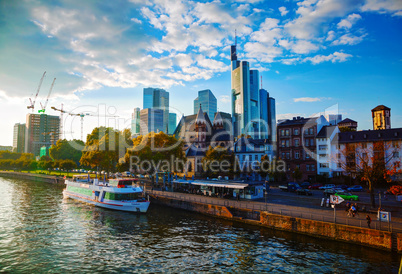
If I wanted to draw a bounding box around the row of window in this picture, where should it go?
[280,138,315,147]
[281,151,311,160]
[279,127,315,137]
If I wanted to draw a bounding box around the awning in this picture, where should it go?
[172,179,193,184]
[190,181,248,189]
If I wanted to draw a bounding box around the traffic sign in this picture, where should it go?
[330,195,344,204]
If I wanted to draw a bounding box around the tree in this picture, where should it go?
[291,167,302,182]
[59,159,77,174]
[202,145,235,177]
[338,141,401,208]
[49,139,85,165]
[123,131,186,175]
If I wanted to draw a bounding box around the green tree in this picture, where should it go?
[49,139,85,165]
[59,159,77,174]
[123,131,186,175]
[291,167,302,182]
[0,151,22,160]
[202,145,235,177]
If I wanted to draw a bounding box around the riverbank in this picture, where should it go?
[0,171,65,185]
[148,190,402,253]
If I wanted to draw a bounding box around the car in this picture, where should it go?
[319,184,336,190]
[335,192,359,201]
[297,188,312,196]
[323,188,337,197]
[333,188,346,193]
[347,185,364,192]
[338,184,349,190]
[309,183,322,190]
[300,182,310,189]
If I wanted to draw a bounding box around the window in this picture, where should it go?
[304,129,308,135]
[294,139,300,147]
[311,165,315,171]
[255,155,258,160]
[281,140,286,147]
[286,140,290,147]
[281,152,285,159]
[310,139,314,146]
[306,153,310,159]
[281,129,285,136]
[309,128,314,135]
[306,165,310,171]
[286,152,290,159]
[320,163,329,168]
[285,129,290,136]
[305,139,309,147]
[295,151,300,159]
[294,128,299,135]
[319,145,328,150]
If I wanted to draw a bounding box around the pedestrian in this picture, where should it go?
[366,215,371,229]
[350,205,356,217]
[345,202,351,211]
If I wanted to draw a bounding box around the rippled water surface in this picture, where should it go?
[0,177,400,273]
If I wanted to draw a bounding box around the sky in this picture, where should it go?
[0,0,401,146]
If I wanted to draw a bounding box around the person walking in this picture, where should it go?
[366,215,371,229]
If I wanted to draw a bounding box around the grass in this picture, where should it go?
[1,169,97,178]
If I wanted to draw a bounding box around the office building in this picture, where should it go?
[140,108,164,135]
[194,89,217,122]
[143,88,169,133]
[230,42,276,140]
[168,113,177,135]
[131,108,141,136]
[25,113,60,156]
[13,123,26,153]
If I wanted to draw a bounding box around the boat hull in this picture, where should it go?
[63,186,150,213]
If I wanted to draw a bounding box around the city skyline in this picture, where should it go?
[1,0,401,145]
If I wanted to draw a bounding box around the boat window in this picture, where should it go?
[104,192,142,201]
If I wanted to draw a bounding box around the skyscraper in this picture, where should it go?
[193,89,217,121]
[231,42,276,141]
[140,108,164,135]
[168,113,177,135]
[143,88,169,133]
[131,107,141,136]
[13,123,26,153]
[25,113,60,156]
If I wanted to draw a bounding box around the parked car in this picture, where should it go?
[309,183,322,190]
[297,188,313,196]
[347,185,364,192]
[323,188,337,197]
[335,192,359,201]
[333,188,346,193]
[338,184,349,190]
[279,182,300,192]
[300,182,310,189]
[319,184,336,190]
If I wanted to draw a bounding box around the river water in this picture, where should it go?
[0,177,399,273]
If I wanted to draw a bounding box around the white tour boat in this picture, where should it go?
[63,175,150,213]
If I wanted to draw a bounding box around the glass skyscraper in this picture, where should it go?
[193,89,217,120]
[143,88,169,133]
[168,113,177,135]
[131,107,141,136]
[140,108,164,135]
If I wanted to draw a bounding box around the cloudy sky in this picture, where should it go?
[1,0,401,145]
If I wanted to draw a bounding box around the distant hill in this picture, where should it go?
[0,146,12,152]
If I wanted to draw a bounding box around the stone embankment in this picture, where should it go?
[149,192,402,253]
[0,171,65,185]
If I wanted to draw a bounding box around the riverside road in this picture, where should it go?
[147,187,402,233]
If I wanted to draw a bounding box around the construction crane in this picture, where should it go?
[51,106,118,141]
[27,71,46,112]
[39,78,56,113]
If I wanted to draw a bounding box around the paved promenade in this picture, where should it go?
[147,189,402,233]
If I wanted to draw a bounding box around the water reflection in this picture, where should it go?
[0,177,399,273]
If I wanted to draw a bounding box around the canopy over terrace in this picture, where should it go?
[190,180,249,189]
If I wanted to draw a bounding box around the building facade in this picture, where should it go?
[139,108,164,135]
[25,114,60,156]
[131,107,141,137]
[168,113,177,135]
[193,89,217,121]
[372,105,391,130]
[13,123,26,153]
[276,116,329,182]
[143,88,169,133]
[316,125,341,178]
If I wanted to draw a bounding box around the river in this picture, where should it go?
[0,177,399,273]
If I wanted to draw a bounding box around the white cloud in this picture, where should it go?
[130,18,142,24]
[285,0,363,40]
[219,95,230,103]
[332,33,367,45]
[294,97,322,102]
[337,13,362,28]
[361,0,402,16]
[326,30,336,41]
[279,6,289,16]
[304,52,353,64]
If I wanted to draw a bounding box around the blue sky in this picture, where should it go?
[0,0,401,145]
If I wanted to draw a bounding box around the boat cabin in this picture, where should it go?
[108,178,138,188]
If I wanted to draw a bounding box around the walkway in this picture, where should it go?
[147,189,401,233]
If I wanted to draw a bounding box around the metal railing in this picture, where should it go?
[146,189,397,233]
